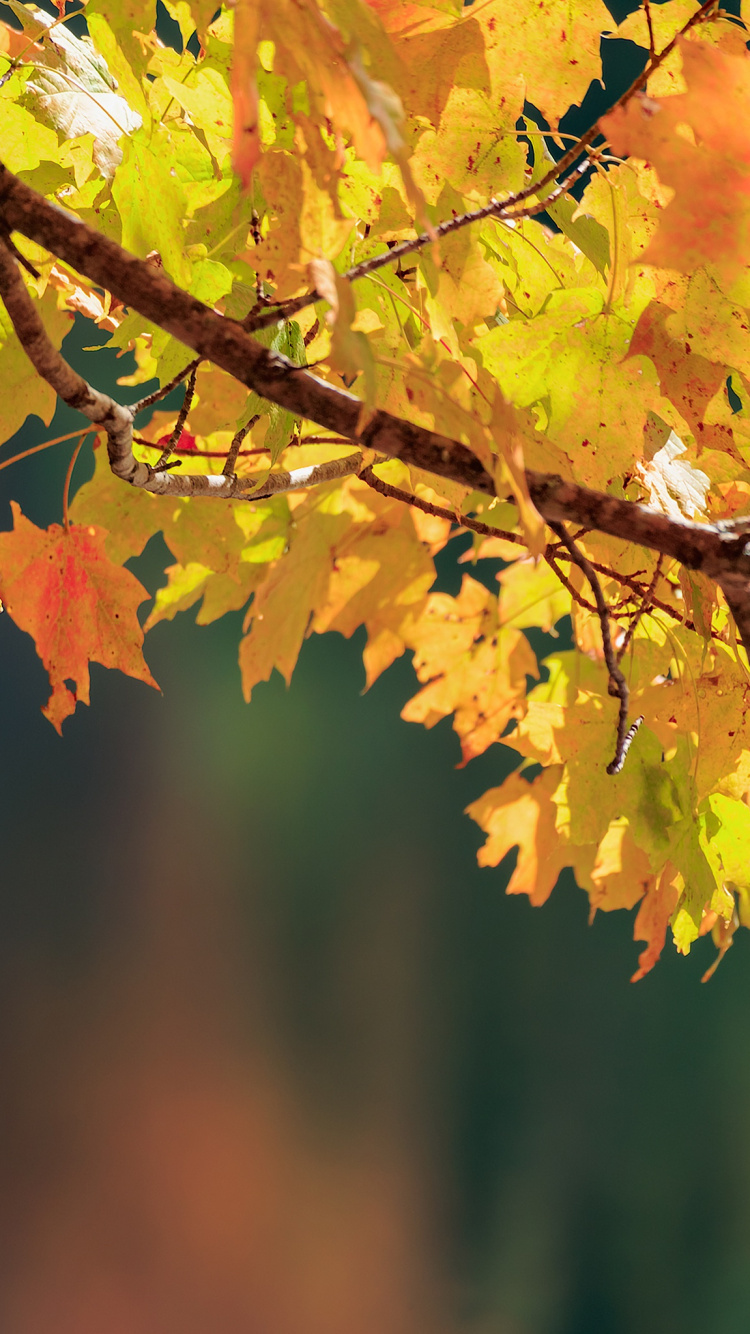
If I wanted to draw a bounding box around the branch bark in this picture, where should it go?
[2,162,750,648]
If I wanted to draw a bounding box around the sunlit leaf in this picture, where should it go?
[603,39,750,286]
[6,2,142,179]
[0,503,157,732]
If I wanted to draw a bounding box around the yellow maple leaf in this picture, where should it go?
[466,767,571,905]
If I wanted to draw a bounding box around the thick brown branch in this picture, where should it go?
[0,165,491,495]
[0,237,136,477]
[0,235,364,501]
[2,163,750,650]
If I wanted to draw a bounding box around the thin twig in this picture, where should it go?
[361,466,635,617]
[131,358,201,416]
[133,435,269,458]
[222,414,259,476]
[0,2,87,87]
[298,435,352,445]
[155,364,197,470]
[0,225,39,279]
[248,158,594,335]
[242,0,719,337]
[358,468,735,637]
[549,521,642,775]
[62,432,89,532]
[555,550,723,640]
[544,550,599,614]
[0,426,98,471]
[643,0,656,63]
[359,465,522,544]
[617,553,664,661]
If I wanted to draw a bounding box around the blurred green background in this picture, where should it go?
[0,321,749,1334]
[1,2,750,1329]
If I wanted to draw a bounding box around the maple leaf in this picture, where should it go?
[588,820,653,916]
[631,862,682,982]
[602,39,750,285]
[112,126,191,285]
[628,301,739,459]
[157,430,198,453]
[636,430,710,520]
[69,442,178,565]
[5,0,750,978]
[466,767,573,906]
[4,1,142,180]
[0,504,157,732]
[312,489,435,686]
[401,576,538,765]
[239,500,350,700]
[0,287,70,445]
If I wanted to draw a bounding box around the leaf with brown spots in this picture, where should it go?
[0,503,157,732]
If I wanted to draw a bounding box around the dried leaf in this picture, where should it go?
[636,430,710,520]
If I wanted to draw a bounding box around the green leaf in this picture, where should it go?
[7,2,142,180]
[0,90,60,174]
[111,126,190,284]
[0,288,70,442]
[240,322,305,465]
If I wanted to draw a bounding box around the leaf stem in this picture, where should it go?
[0,427,97,472]
[62,432,89,532]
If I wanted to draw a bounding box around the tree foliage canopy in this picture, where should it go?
[0,0,748,978]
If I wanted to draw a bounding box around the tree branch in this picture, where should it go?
[246,157,594,335]
[0,233,363,501]
[0,236,135,476]
[2,163,750,651]
[359,464,522,544]
[643,0,657,65]
[155,362,197,470]
[132,358,200,415]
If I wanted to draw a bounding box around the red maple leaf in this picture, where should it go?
[0,503,158,732]
[156,430,198,452]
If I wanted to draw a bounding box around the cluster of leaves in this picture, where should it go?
[1,0,750,978]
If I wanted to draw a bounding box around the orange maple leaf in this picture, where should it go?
[628,301,739,457]
[0,503,158,732]
[466,767,571,905]
[232,0,262,189]
[602,38,750,283]
[402,576,536,765]
[631,862,682,983]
